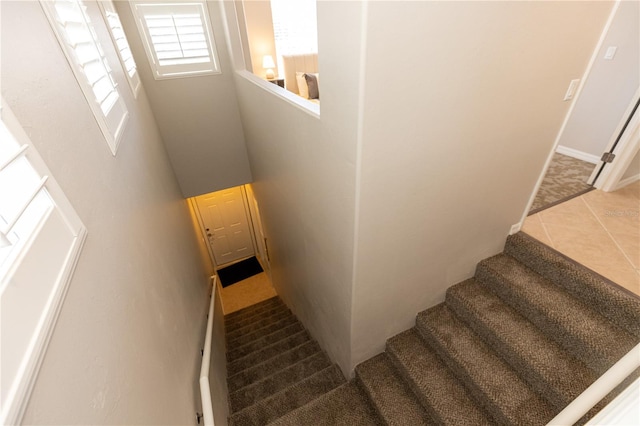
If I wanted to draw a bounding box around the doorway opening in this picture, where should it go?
[520,1,639,295]
[522,95,640,296]
[528,152,596,215]
[188,184,277,314]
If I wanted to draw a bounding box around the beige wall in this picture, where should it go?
[2,1,212,422]
[557,1,639,158]
[228,1,364,374]
[242,1,278,78]
[224,1,613,375]
[350,1,613,369]
[115,0,253,198]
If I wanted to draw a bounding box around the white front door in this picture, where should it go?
[195,186,255,266]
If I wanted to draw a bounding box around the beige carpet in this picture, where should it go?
[531,153,595,213]
[223,233,640,425]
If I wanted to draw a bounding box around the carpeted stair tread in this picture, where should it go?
[227,340,322,393]
[227,304,291,334]
[228,330,311,376]
[476,253,637,373]
[226,309,294,343]
[355,353,433,425]
[222,232,640,425]
[416,305,556,425]
[386,329,493,425]
[229,365,345,426]
[226,297,283,323]
[225,299,284,327]
[268,381,381,426]
[227,322,305,363]
[446,279,597,409]
[506,232,640,337]
[229,351,333,412]
[227,315,300,348]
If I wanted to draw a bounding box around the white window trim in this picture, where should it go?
[129,0,222,80]
[0,100,87,426]
[98,0,142,98]
[40,0,129,156]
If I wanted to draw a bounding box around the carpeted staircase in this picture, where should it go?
[224,232,640,425]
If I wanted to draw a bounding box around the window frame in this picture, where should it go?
[0,99,87,426]
[129,0,222,80]
[40,0,129,156]
[98,0,142,98]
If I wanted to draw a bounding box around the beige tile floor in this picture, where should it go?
[219,271,277,315]
[522,181,640,295]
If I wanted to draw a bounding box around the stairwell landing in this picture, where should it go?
[223,232,640,425]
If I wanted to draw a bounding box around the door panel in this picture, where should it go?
[195,187,254,266]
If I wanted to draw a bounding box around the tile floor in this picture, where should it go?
[219,271,277,315]
[522,181,640,295]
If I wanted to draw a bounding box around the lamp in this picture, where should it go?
[262,55,276,80]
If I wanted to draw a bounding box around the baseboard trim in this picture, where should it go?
[556,145,600,164]
[613,174,640,191]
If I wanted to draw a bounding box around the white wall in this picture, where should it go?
[115,0,253,198]
[557,1,639,158]
[350,1,613,369]
[2,1,212,423]
[227,1,364,374]
[622,150,640,180]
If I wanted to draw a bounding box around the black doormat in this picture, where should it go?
[218,256,264,288]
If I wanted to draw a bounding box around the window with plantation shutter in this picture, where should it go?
[270,0,318,74]
[40,0,129,155]
[0,100,86,425]
[130,0,221,79]
[98,0,142,98]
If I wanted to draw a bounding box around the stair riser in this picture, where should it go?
[229,352,332,412]
[225,297,282,322]
[416,304,558,425]
[227,341,321,393]
[230,366,345,426]
[227,304,290,334]
[385,332,493,426]
[415,322,511,425]
[227,323,305,363]
[446,289,576,410]
[228,331,311,376]
[475,263,615,373]
[506,234,640,338]
[383,350,441,425]
[355,353,433,425]
[227,310,293,342]
[227,316,300,348]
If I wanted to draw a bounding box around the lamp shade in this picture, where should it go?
[262,55,276,69]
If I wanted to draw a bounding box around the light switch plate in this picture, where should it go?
[564,79,580,101]
[604,46,617,60]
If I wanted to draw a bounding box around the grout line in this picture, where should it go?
[536,213,556,249]
[581,197,638,272]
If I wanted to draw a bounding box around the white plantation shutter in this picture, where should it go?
[40,0,129,155]
[130,1,221,79]
[0,101,86,425]
[98,0,142,98]
[270,0,318,73]
[0,129,53,283]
